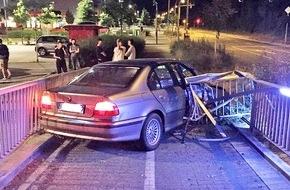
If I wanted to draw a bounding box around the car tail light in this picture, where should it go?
[94,101,119,117]
[41,92,52,109]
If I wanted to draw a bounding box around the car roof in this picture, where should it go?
[38,35,68,38]
[100,58,179,68]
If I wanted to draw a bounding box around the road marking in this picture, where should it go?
[255,50,276,55]
[144,151,155,190]
[18,140,71,190]
[231,46,273,60]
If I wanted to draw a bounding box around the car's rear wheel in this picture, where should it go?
[140,113,163,151]
[38,47,47,56]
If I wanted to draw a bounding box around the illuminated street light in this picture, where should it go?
[284,6,290,44]
[280,87,290,98]
[128,4,133,9]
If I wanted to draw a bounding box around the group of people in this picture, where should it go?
[54,38,81,74]
[112,39,136,61]
[0,36,138,80]
[54,38,137,74]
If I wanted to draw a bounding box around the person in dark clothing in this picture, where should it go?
[69,39,80,70]
[67,38,73,70]
[95,38,106,64]
[54,42,67,74]
[0,39,11,80]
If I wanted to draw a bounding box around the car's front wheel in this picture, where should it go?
[140,113,163,151]
[38,47,47,56]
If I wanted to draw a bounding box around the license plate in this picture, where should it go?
[58,103,85,114]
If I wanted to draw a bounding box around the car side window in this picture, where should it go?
[178,65,195,78]
[154,65,175,89]
[170,64,183,86]
[148,71,161,90]
[37,37,43,43]
[58,37,68,43]
[45,37,57,43]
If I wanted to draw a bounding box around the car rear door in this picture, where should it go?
[45,36,58,52]
[148,64,186,130]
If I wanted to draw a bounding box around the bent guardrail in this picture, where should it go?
[185,71,290,154]
[0,69,88,160]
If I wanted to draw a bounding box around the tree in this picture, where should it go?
[13,0,29,27]
[75,0,96,23]
[202,0,235,33]
[102,0,137,27]
[99,12,114,27]
[65,10,74,24]
[140,8,151,26]
[38,2,58,25]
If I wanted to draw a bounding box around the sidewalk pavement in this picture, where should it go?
[0,134,55,190]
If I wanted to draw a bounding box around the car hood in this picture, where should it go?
[50,84,127,97]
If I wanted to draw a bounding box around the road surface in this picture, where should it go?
[5,131,290,190]
[188,29,290,66]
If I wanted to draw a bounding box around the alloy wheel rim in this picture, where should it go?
[39,49,46,56]
[146,119,161,146]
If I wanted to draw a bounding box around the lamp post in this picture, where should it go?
[167,0,170,26]
[3,0,8,30]
[153,0,159,45]
[284,6,290,44]
[119,0,124,35]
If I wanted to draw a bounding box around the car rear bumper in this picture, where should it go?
[40,115,145,142]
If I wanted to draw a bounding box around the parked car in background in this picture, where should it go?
[35,35,69,56]
[40,59,196,150]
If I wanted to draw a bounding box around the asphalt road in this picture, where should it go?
[188,29,290,67]
[5,129,290,190]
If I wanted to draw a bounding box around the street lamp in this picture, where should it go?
[284,6,290,44]
[119,0,124,34]
[128,4,133,9]
[153,0,159,45]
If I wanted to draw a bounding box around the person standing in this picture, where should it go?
[95,38,107,64]
[125,39,136,60]
[0,39,11,80]
[69,39,80,70]
[54,42,67,74]
[67,38,73,70]
[112,39,126,61]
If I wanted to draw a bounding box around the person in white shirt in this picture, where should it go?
[125,39,136,60]
[112,39,126,61]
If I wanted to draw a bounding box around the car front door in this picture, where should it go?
[148,64,186,130]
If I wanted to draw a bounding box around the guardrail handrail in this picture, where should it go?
[0,68,88,160]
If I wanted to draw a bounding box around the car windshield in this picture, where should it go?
[70,66,141,88]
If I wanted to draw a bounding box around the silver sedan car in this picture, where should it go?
[40,59,196,150]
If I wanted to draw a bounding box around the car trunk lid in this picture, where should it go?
[48,85,126,118]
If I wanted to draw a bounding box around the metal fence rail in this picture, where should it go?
[250,80,290,153]
[0,69,88,160]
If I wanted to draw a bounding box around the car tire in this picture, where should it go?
[140,113,163,151]
[38,47,47,56]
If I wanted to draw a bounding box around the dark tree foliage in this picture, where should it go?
[202,0,235,32]
[202,0,289,36]
[65,9,74,24]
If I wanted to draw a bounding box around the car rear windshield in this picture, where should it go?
[70,66,141,88]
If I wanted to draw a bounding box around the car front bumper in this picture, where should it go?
[40,115,145,142]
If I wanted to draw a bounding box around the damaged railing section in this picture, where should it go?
[184,71,290,154]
